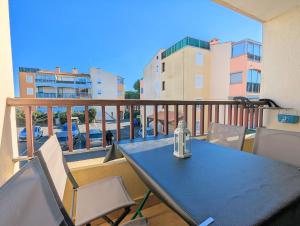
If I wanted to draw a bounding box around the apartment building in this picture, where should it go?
[142,37,262,101]
[141,37,211,101]
[140,49,165,100]
[19,66,92,99]
[229,39,262,99]
[141,37,262,132]
[141,37,211,132]
[19,67,125,117]
[90,67,125,120]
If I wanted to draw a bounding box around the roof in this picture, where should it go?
[161,37,210,59]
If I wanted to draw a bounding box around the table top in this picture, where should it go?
[118,136,300,226]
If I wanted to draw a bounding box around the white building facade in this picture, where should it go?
[90,68,125,121]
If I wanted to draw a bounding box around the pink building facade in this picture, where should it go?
[229,40,262,99]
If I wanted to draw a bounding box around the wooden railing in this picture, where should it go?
[6,98,268,157]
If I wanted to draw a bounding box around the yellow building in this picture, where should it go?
[141,37,214,132]
[142,37,211,102]
[161,38,211,101]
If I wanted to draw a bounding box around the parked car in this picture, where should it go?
[56,123,80,148]
[138,127,154,137]
[19,126,43,141]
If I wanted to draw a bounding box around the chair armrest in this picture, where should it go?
[13,156,34,162]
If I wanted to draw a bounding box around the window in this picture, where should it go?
[97,79,102,84]
[232,40,261,61]
[230,72,243,84]
[162,81,165,91]
[156,65,159,73]
[162,62,165,72]
[195,75,203,88]
[247,42,254,55]
[141,88,144,94]
[156,56,159,60]
[232,42,246,58]
[247,69,261,93]
[35,74,55,83]
[26,75,33,83]
[247,42,261,62]
[97,90,102,95]
[254,44,260,56]
[195,53,203,65]
[27,88,34,95]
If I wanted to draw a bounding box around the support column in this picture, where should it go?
[0,0,19,185]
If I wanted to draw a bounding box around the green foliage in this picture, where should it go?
[16,108,25,125]
[59,108,97,124]
[125,79,141,99]
[123,110,140,120]
[133,79,140,92]
[16,108,48,125]
[59,112,67,124]
[88,108,97,122]
[16,108,97,126]
[124,111,129,119]
[125,90,140,99]
[32,111,48,124]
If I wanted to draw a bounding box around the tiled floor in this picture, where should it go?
[97,203,188,226]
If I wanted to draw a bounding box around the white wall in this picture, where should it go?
[90,68,123,120]
[261,7,300,131]
[210,42,232,100]
[0,0,19,185]
[142,49,164,100]
[142,50,164,118]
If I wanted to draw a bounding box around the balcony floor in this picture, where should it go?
[97,203,188,226]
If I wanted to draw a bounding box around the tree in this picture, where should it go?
[133,79,140,92]
[125,90,139,99]
[125,79,141,99]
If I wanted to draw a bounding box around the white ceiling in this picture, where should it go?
[213,0,300,22]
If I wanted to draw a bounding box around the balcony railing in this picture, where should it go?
[36,93,57,98]
[36,92,92,98]
[35,79,92,85]
[6,98,268,157]
[35,79,92,89]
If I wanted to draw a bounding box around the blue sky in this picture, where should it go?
[9,0,262,96]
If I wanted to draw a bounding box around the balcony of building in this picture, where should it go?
[4,98,268,225]
[36,92,92,99]
[2,0,300,226]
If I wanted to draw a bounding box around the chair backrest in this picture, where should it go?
[0,158,66,226]
[253,128,300,167]
[35,135,78,202]
[207,123,246,150]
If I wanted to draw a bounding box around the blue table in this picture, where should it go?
[118,136,300,226]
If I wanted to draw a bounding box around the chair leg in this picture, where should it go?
[131,190,151,220]
[103,215,114,225]
[113,207,131,226]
